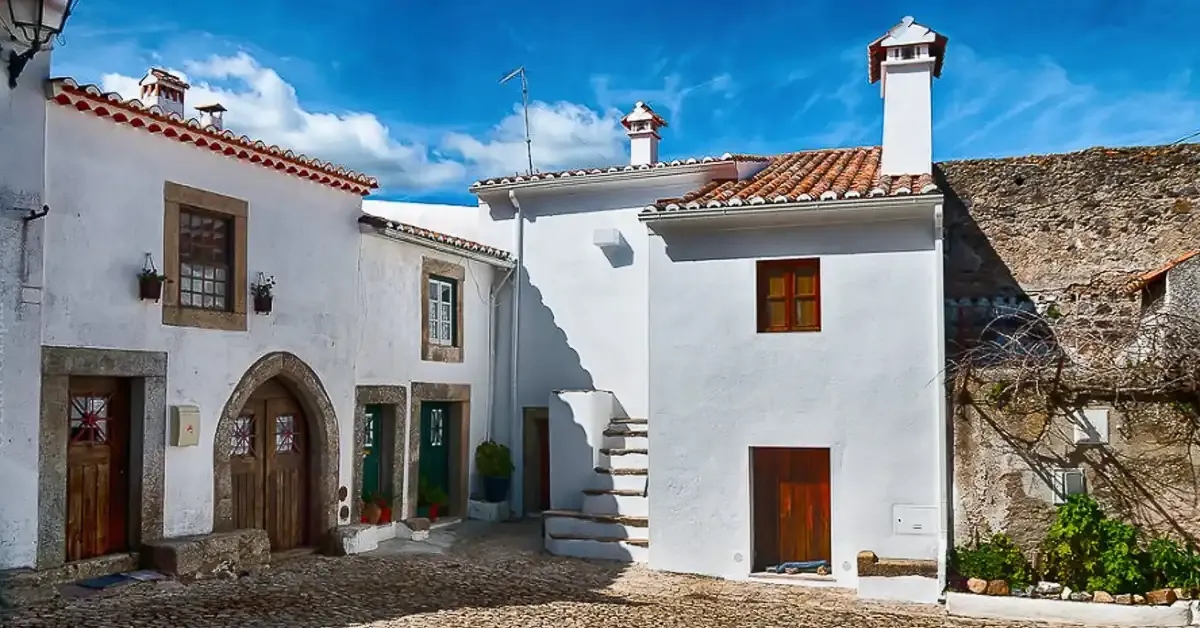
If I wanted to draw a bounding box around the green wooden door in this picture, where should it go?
[419,402,451,501]
[362,405,384,500]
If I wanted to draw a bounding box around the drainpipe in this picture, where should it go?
[934,202,950,598]
[508,189,525,517]
[486,265,515,442]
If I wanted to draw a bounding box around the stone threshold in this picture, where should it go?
[748,572,844,588]
[945,591,1195,627]
[0,552,138,607]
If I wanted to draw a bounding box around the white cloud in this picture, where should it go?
[94,52,638,193]
[442,101,627,178]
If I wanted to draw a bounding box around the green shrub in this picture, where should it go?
[1148,537,1200,590]
[1040,494,1146,594]
[952,533,1031,588]
[474,440,514,479]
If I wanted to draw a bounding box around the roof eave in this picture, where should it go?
[358,217,515,268]
[639,193,944,230]
[470,160,739,196]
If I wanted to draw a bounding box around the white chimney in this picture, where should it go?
[138,68,190,119]
[868,16,946,176]
[196,103,227,131]
[621,101,667,166]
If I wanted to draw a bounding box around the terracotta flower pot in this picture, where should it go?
[379,507,391,524]
[362,502,381,525]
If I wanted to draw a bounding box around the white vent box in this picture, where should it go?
[593,228,624,249]
[1070,406,1110,445]
[172,405,201,447]
[892,504,937,536]
[1053,468,1087,504]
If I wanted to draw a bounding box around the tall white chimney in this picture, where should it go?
[621,101,667,166]
[868,16,946,176]
[195,103,227,131]
[138,68,189,118]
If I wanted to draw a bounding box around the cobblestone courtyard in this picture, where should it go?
[3,521,1088,628]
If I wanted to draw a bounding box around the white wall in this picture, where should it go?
[881,61,934,176]
[646,215,944,588]
[41,104,364,538]
[354,232,500,493]
[0,54,51,569]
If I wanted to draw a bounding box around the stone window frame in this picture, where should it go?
[421,257,465,363]
[162,181,248,332]
[351,385,408,522]
[37,347,167,570]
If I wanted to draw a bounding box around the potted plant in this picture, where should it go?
[475,440,515,503]
[251,274,275,314]
[374,490,393,524]
[417,476,448,521]
[138,267,168,302]
[360,489,381,525]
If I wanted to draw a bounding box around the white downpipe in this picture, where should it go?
[508,189,526,517]
[934,203,950,597]
[485,266,515,441]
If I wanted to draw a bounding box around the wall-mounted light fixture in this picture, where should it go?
[1,0,80,89]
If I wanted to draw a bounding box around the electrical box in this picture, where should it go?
[892,504,937,536]
[1054,468,1087,504]
[592,228,624,249]
[172,405,201,447]
[1071,406,1110,445]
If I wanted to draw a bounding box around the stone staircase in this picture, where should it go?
[544,417,649,562]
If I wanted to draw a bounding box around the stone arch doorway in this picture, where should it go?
[213,352,339,549]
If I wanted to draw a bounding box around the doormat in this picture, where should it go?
[123,570,166,582]
[76,574,133,590]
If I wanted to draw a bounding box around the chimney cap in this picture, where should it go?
[621,101,668,131]
[195,103,227,113]
[867,17,947,84]
[139,67,191,89]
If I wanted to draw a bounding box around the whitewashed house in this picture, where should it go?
[463,16,949,603]
[0,52,510,584]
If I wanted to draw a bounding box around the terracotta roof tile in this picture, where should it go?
[358,214,512,262]
[470,153,771,190]
[1126,250,1200,293]
[47,78,378,196]
[644,147,939,212]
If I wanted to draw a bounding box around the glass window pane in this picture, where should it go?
[440,303,450,320]
[767,271,788,298]
[441,284,452,301]
[429,321,439,340]
[796,297,818,328]
[795,270,817,296]
[767,299,787,327]
[441,323,451,341]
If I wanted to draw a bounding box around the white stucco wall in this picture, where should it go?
[354,231,502,496]
[0,54,51,569]
[880,61,934,176]
[646,214,944,588]
[41,104,364,538]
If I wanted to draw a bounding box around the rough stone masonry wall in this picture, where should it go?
[937,143,1200,551]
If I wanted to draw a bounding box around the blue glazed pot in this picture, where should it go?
[482,476,510,503]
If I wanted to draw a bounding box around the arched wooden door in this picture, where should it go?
[230,378,309,551]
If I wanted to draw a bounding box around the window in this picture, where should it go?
[1053,468,1087,505]
[162,182,248,331]
[421,257,465,363]
[179,208,232,311]
[757,259,821,333]
[69,395,111,444]
[428,276,457,347]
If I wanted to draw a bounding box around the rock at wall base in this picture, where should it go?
[967,578,988,594]
[986,580,1010,596]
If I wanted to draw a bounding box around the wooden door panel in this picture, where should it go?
[266,396,307,551]
[752,447,831,570]
[66,377,129,562]
[230,406,265,531]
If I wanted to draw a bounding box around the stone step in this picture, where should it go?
[609,417,647,426]
[544,513,644,540]
[582,492,648,517]
[589,471,648,492]
[545,534,649,563]
[542,510,648,527]
[602,427,648,437]
[600,447,648,469]
[602,432,648,450]
[594,466,647,476]
[582,488,644,496]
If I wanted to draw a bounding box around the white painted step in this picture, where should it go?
[582,492,648,517]
[601,447,648,469]
[546,534,648,563]
[589,467,648,492]
[543,509,647,540]
[602,427,648,450]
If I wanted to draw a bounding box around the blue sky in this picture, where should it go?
[53,0,1200,204]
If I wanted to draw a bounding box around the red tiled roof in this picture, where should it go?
[1126,250,1200,293]
[644,147,938,212]
[357,214,512,262]
[48,78,379,196]
[470,153,771,190]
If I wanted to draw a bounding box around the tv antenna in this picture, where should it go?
[499,66,534,176]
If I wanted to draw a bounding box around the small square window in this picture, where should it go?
[757,259,821,333]
[1053,468,1087,505]
[428,276,458,347]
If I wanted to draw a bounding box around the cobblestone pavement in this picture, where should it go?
[3,521,1088,628]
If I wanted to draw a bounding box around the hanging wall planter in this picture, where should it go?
[251,273,276,314]
[138,253,168,302]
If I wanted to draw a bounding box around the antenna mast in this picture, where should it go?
[500,66,534,176]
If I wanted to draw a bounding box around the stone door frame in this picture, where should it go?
[351,385,407,521]
[408,382,471,519]
[37,346,167,570]
[212,352,340,544]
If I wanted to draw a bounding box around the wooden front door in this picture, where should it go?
[230,379,309,551]
[361,404,384,500]
[66,376,131,562]
[752,447,831,571]
[419,402,451,503]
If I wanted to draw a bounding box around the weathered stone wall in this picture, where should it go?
[939,143,1200,552]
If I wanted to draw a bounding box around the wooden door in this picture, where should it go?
[752,447,831,571]
[419,402,451,500]
[361,404,384,500]
[230,379,309,551]
[66,376,131,562]
[522,408,551,513]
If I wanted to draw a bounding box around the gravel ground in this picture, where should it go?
[2,520,1087,628]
